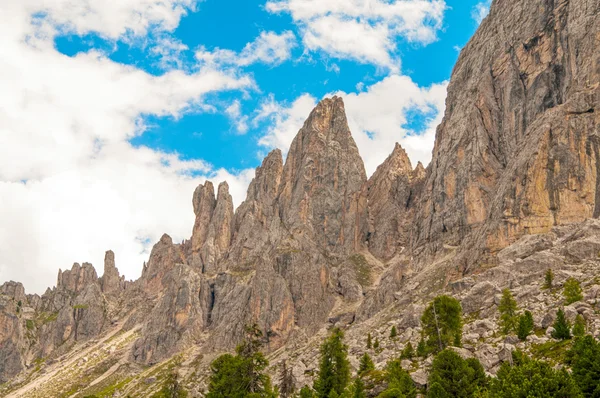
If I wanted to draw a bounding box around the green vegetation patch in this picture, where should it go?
[349,254,371,287]
[530,340,573,364]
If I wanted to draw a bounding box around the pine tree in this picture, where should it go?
[544,269,554,289]
[426,349,487,398]
[400,342,415,359]
[490,351,582,397]
[278,360,296,398]
[357,353,375,376]
[373,337,380,351]
[313,328,351,398]
[420,296,463,355]
[572,314,586,337]
[517,310,534,341]
[351,378,367,398]
[390,325,398,339]
[564,278,583,305]
[206,325,276,398]
[298,386,314,398]
[567,335,600,397]
[378,358,416,398]
[366,333,372,349]
[417,338,427,358]
[551,308,571,340]
[499,288,519,335]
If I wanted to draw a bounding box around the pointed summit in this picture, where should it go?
[278,96,367,252]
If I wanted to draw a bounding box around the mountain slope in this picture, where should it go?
[1,0,600,395]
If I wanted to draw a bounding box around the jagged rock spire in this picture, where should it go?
[278,96,367,253]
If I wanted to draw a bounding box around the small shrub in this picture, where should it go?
[551,309,571,340]
[499,289,518,335]
[517,311,534,341]
[544,269,554,289]
[572,314,586,337]
[563,278,583,305]
[400,342,414,360]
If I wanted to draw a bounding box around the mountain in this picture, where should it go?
[1,0,600,396]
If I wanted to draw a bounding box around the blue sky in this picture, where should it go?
[54,0,487,172]
[0,0,491,292]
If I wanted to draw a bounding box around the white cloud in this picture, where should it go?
[256,94,318,154]
[266,0,446,69]
[258,76,447,175]
[225,100,250,134]
[196,31,297,67]
[0,0,255,294]
[151,36,190,70]
[472,1,492,25]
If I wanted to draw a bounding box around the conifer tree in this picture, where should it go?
[400,342,414,359]
[567,335,600,397]
[206,325,276,398]
[366,333,372,349]
[491,351,582,397]
[544,269,554,289]
[517,310,534,341]
[552,308,571,340]
[417,339,427,358]
[298,386,314,398]
[572,314,586,337]
[373,337,380,351]
[564,278,583,305]
[351,378,367,398]
[358,353,375,376]
[499,288,519,335]
[378,358,416,398]
[421,296,463,354]
[426,349,487,397]
[313,328,351,398]
[390,325,398,339]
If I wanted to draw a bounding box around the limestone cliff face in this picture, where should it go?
[363,143,426,260]
[101,250,125,295]
[414,0,600,271]
[190,182,234,274]
[278,97,368,254]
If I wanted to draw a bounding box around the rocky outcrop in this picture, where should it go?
[190,182,234,274]
[100,250,125,295]
[141,234,184,294]
[57,263,98,294]
[363,143,426,261]
[132,264,211,364]
[413,0,600,271]
[278,97,368,255]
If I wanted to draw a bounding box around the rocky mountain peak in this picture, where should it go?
[57,262,98,294]
[101,250,124,294]
[278,96,367,253]
[191,182,216,253]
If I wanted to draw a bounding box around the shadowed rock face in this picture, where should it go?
[3,0,600,380]
[413,0,600,271]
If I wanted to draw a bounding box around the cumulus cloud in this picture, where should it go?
[472,0,492,25]
[258,76,447,175]
[225,100,250,134]
[266,0,446,69]
[196,31,297,67]
[0,0,255,293]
